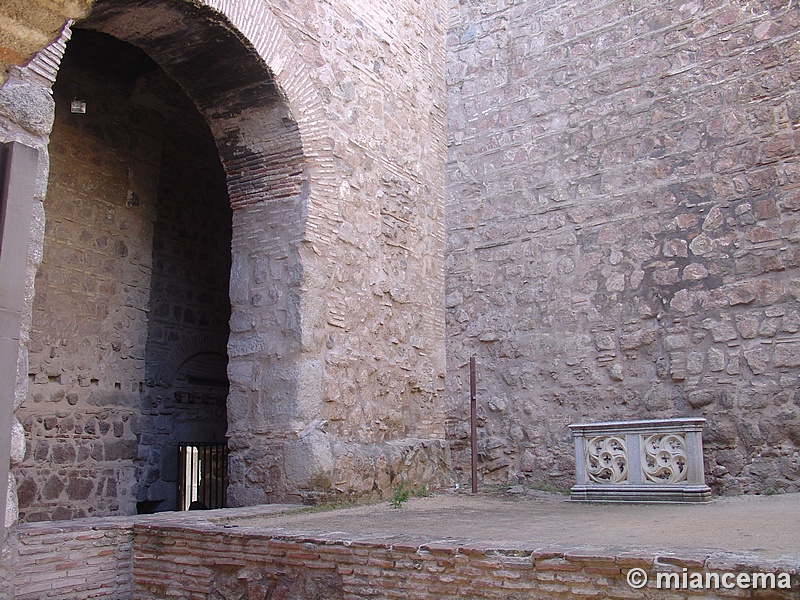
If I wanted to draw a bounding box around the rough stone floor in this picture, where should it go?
[213,490,800,564]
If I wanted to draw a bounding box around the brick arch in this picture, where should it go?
[13,0,343,512]
[74,0,336,224]
[201,0,339,241]
[66,0,337,505]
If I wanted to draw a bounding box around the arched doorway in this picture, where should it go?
[19,26,234,518]
[16,0,313,519]
[5,0,452,529]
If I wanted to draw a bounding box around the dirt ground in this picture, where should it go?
[212,490,800,562]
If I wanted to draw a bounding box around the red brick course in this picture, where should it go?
[8,510,799,599]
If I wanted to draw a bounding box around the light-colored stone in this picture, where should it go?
[5,0,450,523]
[445,0,800,499]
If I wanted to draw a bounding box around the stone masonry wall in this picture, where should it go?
[0,29,72,600]
[7,0,451,516]
[446,0,800,494]
[17,32,162,521]
[74,0,452,505]
[0,0,93,85]
[248,0,452,501]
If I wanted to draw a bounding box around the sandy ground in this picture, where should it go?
[211,491,800,562]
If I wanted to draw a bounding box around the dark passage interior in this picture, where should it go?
[124,28,233,512]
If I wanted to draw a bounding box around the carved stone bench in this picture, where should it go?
[568,418,712,503]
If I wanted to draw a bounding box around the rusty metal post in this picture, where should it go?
[470,356,478,494]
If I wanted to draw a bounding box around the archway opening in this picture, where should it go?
[18,0,310,521]
[18,27,232,520]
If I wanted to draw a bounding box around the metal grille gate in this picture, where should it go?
[177,443,228,510]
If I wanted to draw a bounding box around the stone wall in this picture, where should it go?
[4,0,450,523]
[7,0,800,527]
[247,0,451,502]
[0,27,71,535]
[445,0,800,494]
[17,29,178,521]
[139,58,232,512]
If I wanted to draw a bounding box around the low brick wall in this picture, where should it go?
[6,510,799,599]
[10,516,135,599]
[132,523,799,600]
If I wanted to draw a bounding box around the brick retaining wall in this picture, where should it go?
[132,523,799,600]
[8,512,800,599]
[11,517,135,599]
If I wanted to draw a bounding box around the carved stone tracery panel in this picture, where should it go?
[642,433,688,484]
[586,435,628,484]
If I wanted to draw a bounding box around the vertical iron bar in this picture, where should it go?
[0,144,9,250]
[191,447,196,508]
[186,447,190,509]
[214,445,219,508]
[198,446,202,505]
[180,445,186,511]
[184,446,187,510]
[176,442,228,510]
[211,445,217,508]
[223,445,228,507]
[177,445,184,511]
[209,445,214,509]
[470,356,478,494]
[204,445,210,507]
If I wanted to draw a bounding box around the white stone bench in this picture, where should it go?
[568,418,712,503]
